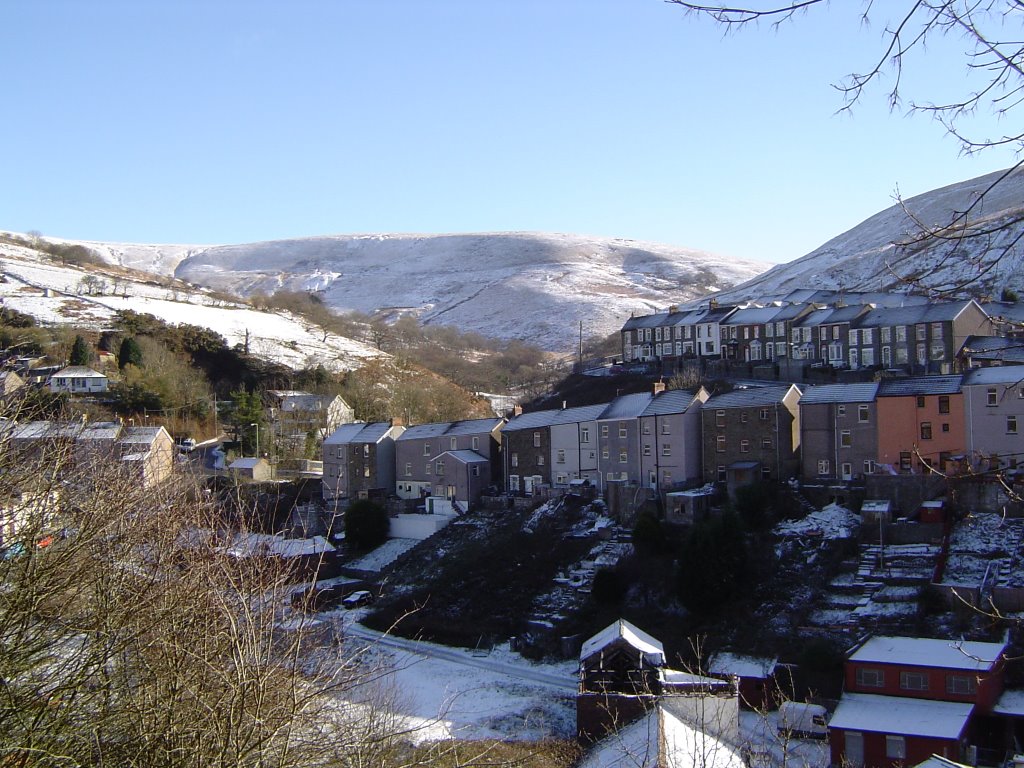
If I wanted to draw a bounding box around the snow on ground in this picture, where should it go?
[0,241,383,372]
[346,538,421,572]
[774,504,859,540]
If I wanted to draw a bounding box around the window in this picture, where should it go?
[840,430,852,448]
[842,462,852,478]
[947,675,977,695]
[896,326,907,342]
[931,322,944,338]
[662,443,671,457]
[900,671,929,691]
[472,436,479,450]
[916,324,927,341]
[716,410,726,427]
[643,444,651,456]
[848,329,858,345]
[363,466,371,478]
[988,388,998,406]
[508,474,519,491]
[450,437,457,450]
[740,439,750,453]
[837,404,846,417]
[762,438,772,449]
[404,462,411,476]
[602,449,609,459]
[921,422,932,440]
[601,425,609,437]
[363,444,370,457]
[881,327,891,343]
[759,407,770,421]
[424,444,431,456]
[716,436,726,453]
[885,736,906,761]
[663,470,672,485]
[581,427,590,443]
[740,412,749,424]
[425,462,432,475]
[855,668,884,688]
[557,449,566,463]
[863,460,876,474]
[1009,415,1018,435]
[900,451,912,471]
[717,465,726,482]
[858,404,870,422]
[533,432,541,447]
[862,328,873,344]
[619,450,627,463]
[618,424,627,438]
[435,460,445,475]
[817,459,830,475]
[917,396,926,408]
[510,453,518,468]
[661,422,670,435]
[942,422,950,433]
[832,325,840,340]
[642,422,651,435]
[939,395,950,414]
[537,454,544,466]
[471,465,480,477]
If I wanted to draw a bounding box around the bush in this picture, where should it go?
[344,500,390,551]
[591,567,628,605]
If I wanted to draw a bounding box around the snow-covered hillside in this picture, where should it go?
[63,232,769,351]
[0,239,384,372]
[711,166,1024,303]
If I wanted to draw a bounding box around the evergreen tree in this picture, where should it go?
[118,336,144,369]
[69,335,91,366]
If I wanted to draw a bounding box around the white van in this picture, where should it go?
[777,701,828,739]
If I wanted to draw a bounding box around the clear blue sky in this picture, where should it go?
[1,1,1019,264]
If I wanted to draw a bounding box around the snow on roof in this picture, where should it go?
[828,693,973,738]
[774,503,859,540]
[709,653,777,679]
[222,533,334,558]
[579,700,745,768]
[117,426,167,445]
[993,689,1024,717]
[229,458,266,470]
[11,421,83,439]
[580,618,665,666]
[52,366,106,378]
[78,421,122,440]
[849,635,1006,672]
[913,756,974,768]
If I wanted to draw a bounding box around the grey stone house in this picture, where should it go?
[636,387,709,490]
[701,384,802,485]
[393,417,504,504]
[322,422,405,503]
[799,382,880,482]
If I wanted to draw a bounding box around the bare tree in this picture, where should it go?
[0,407,405,767]
[667,0,1024,296]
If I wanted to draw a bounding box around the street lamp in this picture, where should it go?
[249,423,259,459]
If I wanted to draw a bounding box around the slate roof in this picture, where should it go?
[640,389,702,416]
[960,335,1024,364]
[503,403,607,432]
[117,426,168,446]
[323,422,396,445]
[51,366,107,379]
[701,385,799,410]
[598,392,654,421]
[721,305,786,325]
[799,383,879,405]
[877,375,963,397]
[435,449,489,464]
[962,366,1024,386]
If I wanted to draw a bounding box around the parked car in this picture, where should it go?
[342,590,374,609]
[777,701,828,739]
[290,584,350,612]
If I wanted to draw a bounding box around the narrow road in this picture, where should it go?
[346,621,577,692]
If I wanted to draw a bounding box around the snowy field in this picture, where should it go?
[0,240,384,372]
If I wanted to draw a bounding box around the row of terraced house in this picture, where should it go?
[620,290,1024,376]
[320,366,1024,514]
